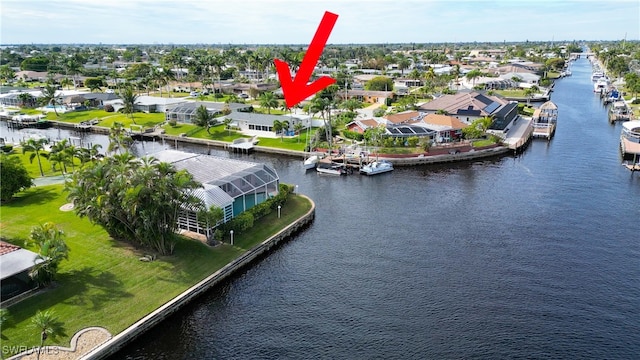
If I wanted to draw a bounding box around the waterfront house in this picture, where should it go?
[222,111,307,137]
[345,118,384,134]
[410,113,468,142]
[151,150,279,240]
[486,102,520,136]
[418,91,509,124]
[0,241,43,303]
[164,101,252,124]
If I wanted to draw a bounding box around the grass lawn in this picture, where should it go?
[7,150,70,178]
[0,184,312,357]
[45,109,108,123]
[256,136,307,151]
[98,113,165,128]
[494,89,528,98]
[472,139,495,147]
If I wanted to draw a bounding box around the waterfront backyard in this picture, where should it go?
[0,179,312,357]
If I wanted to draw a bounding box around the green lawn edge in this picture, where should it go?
[0,184,312,356]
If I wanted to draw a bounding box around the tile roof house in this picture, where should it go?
[345,118,384,134]
[338,90,394,105]
[384,111,423,125]
[418,91,509,124]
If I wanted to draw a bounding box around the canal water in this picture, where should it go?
[4,57,640,359]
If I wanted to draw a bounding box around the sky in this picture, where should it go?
[1,0,639,45]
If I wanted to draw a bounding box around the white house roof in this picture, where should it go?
[150,149,279,198]
[190,183,234,209]
[1,247,43,280]
[135,95,187,106]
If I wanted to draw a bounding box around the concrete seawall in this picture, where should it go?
[80,195,316,360]
[47,120,511,166]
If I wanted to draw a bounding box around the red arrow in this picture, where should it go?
[275,11,338,108]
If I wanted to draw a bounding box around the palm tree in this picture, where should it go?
[31,309,65,360]
[17,92,36,108]
[60,77,73,90]
[40,83,60,116]
[79,144,103,164]
[194,105,215,127]
[108,122,133,154]
[259,92,278,114]
[465,69,483,87]
[48,139,70,174]
[65,56,82,90]
[273,119,290,141]
[21,137,50,176]
[28,222,69,287]
[119,85,139,123]
[294,122,304,142]
[222,118,233,136]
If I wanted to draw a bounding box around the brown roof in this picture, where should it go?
[384,111,421,124]
[413,114,468,130]
[360,119,381,128]
[418,91,507,115]
[0,241,20,256]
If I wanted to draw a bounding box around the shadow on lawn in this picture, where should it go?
[2,187,60,207]
[58,267,133,310]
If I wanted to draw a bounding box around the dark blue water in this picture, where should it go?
[7,58,639,359]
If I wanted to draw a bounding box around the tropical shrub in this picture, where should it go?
[104,104,114,112]
[0,154,33,202]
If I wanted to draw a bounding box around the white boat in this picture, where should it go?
[593,78,609,93]
[591,71,605,81]
[532,101,558,140]
[316,162,346,175]
[303,154,321,170]
[360,160,394,175]
[620,120,640,158]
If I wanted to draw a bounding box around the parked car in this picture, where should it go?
[190,91,199,97]
[238,93,249,99]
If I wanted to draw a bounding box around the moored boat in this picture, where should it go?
[531,101,558,140]
[316,161,346,175]
[620,120,640,159]
[360,160,394,175]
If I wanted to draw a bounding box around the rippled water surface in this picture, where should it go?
[7,58,637,359]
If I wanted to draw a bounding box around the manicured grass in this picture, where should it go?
[546,71,561,79]
[45,109,107,123]
[17,108,45,116]
[255,136,307,151]
[0,184,312,356]
[494,89,528,97]
[98,113,165,128]
[472,139,495,147]
[253,108,287,115]
[8,150,63,178]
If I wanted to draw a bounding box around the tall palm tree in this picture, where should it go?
[79,143,103,164]
[259,91,278,114]
[48,139,70,174]
[31,310,65,360]
[119,85,139,123]
[294,122,304,142]
[60,77,73,90]
[21,137,50,177]
[108,122,133,154]
[40,83,60,116]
